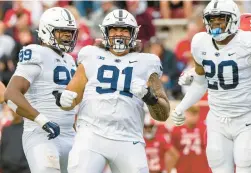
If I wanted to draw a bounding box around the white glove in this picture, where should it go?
[130,79,148,99]
[178,68,195,86]
[60,90,78,108]
[171,109,185,126]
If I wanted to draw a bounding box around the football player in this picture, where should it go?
[54,9,170,173]
[170,106,210,173]
[4,7,78,173]
[171,0,251,173]
[178,13,251,86]
[144,115,179,173]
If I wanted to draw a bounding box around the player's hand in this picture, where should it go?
[178,68,195,86]
[171,110,185,126]
[130,79,148,99]
[52,90,77,108]
[34,114,60,140]
[42,121,60,140]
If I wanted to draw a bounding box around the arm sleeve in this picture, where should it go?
[77,45,94,66]
[191,33,204,66]
[175,73,207,113]
[13,45,42,83]
[14,64,41,83]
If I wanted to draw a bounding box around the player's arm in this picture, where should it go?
[171,61,207,126]
[0,81,6,104]
[145,73,170,121]
[165,146,180,173]
[54,64,88,110]
[4,47,60,139]
[5,75,59,139]
[4,76,40,120]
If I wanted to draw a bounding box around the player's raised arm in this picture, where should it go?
[145,72,170,121]
[171,61,207,126]
[53,63,88,110]
[0,81,5,104]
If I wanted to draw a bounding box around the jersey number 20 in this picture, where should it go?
[202,60,239,90]
[96,65,133,97]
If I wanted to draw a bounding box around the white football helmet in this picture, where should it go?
[38,7,78,53]
[99,9,140,53]
[203,0,240,41]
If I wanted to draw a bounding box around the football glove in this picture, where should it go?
[130,79,148,99]
[142,87,158,106]
[52,90,77,108]
[34,114,60,140]
[171,109,185,126]
[130,79,158,105]
[178,68,195,86]
[42,121,60,140]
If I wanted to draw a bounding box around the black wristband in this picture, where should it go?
[142,87,158,106]
[52,91,62,107]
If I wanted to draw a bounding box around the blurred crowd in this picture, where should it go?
[0,0,247,173]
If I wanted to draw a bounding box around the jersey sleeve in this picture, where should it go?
[191,32,205,66]
[77,45,95,66]
[14,45,42,83]
[237,31,251,66]
[146,54,163,79]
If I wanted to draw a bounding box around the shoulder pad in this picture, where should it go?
[18,44,42,66]
[77,45,97,64]
[145,53,163,77]
[191,32,208,65]
[191,32,207,51]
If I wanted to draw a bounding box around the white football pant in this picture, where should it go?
[206,112,251,173]
[68,121,149,173]
[22,127,75,173]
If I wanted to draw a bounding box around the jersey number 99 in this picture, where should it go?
[19,49,32,62]
[53,66,75,85]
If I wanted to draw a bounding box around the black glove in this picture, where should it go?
[52,91,62,107]
[42,121,60,140]
[142,87,158,106]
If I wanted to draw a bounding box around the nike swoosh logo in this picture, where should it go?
[133,141,140,145]
[246,123,251,126]
[129,61,138,64]
[228,53,235,56]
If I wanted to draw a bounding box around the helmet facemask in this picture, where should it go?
[100,25,139,53]
[49,27,78,53]
[204,12,237,41]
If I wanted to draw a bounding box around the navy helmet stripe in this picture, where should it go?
[214,1,218,8]
[63,9,72,24]
[119,10,123,21]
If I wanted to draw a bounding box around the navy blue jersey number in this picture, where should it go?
[19,49,32,62]
[96,65,133,97]
[202,60,239,90]
[53,66,75,85]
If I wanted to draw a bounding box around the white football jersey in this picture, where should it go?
[192,30,251,117]
[77,46,162,143]
[14,44,76,131]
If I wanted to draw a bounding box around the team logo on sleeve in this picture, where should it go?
[97,56,105,60]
